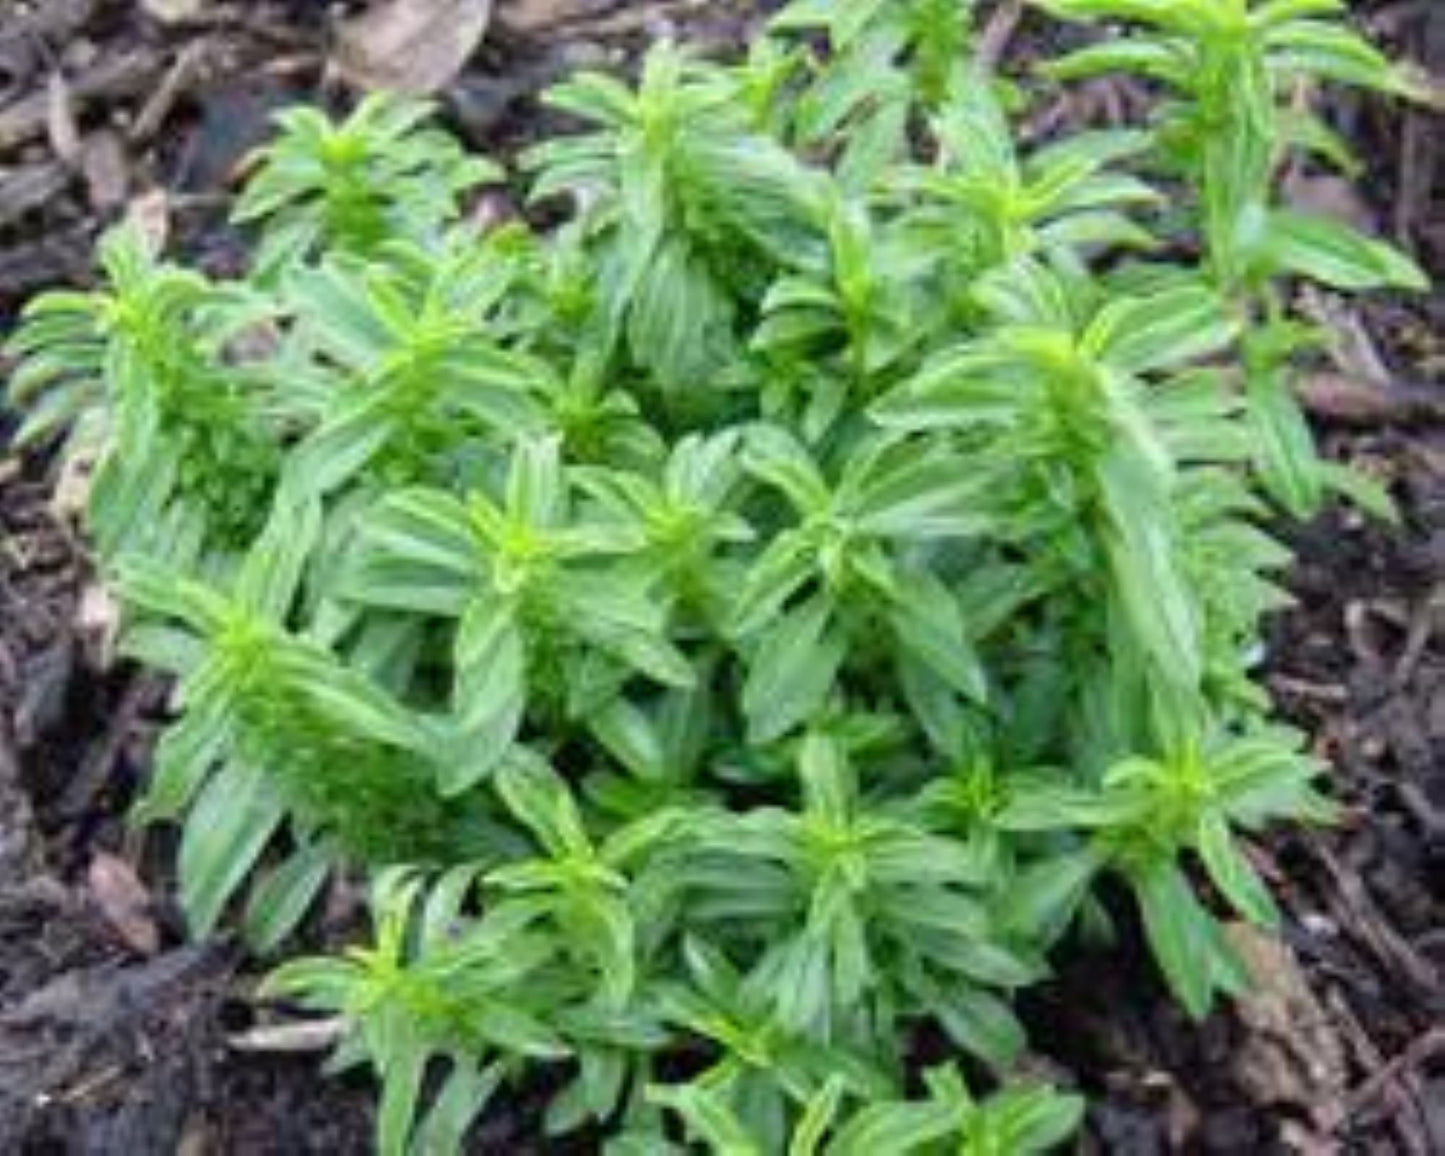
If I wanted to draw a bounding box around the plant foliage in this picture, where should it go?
[4,0,1426,1151]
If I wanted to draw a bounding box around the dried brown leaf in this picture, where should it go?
[141,0,207,23]
[46,71,81,165]
[81,129,128,211]
[76,580,120,669]
[335,0,494,94]
[124,187,172,254]
[87,851,160,956]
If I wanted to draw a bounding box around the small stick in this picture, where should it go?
[978,0,1025,73]
[227,1017,346,1055]
[1342,1028,1445,1130]
[130,43,209,146]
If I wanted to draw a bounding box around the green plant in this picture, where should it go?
[4,1,1426,1149]
[233,93,500,277]
[1036,0,1427,516]
[648,1062,1083,1155]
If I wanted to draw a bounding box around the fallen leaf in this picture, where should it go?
[88,851,161,956]
[141,0,207,23]
[124,187,171,254]
[76,579,120,669]
[49,446,96,521]
[46,72,81,165]
[81,129,128,210]
[175,1115,212,1156]
[335,0,494,94]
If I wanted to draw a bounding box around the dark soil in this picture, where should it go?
[0,1,1441,1152]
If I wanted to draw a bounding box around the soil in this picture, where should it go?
[0,1,1441,1153]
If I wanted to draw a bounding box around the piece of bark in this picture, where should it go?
[1225,922,1349,1134]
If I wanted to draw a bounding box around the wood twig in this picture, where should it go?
[0,49,161,155]
[227,1017,346,1055]
[978,0,1025,73]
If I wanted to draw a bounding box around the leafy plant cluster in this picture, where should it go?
[4,0,1426,1151]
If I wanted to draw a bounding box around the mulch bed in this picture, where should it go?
[0,1,1440,1151]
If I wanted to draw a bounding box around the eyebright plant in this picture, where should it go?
[4,2,1426,1151]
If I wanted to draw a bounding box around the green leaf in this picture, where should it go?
[507,435,567,528]
[1263,210,1428,291]
[1196,813,1280,927]
[1002,850,1100,943]
[1246,360,1323,518]
[243,843,332,954]
[1084,287,1238,376]
[448,595,526,793]
[648,1083,762,1156]
[1044,38,1192,85]
[742,425,831,514]
[413,1061,504,1156]
[235,493,322,621]
[495,752,592,859]
[628,236,735,385]
[1132,859,1222,1018]
[179,761,285,937]
[377,1029,428,1156]
[1098,448,1202,688]
[741,594,845,744]
[134,681,233,822]
[927,983,1028,1070]
[850,453,995,540]
[730,534,817,637]
[829,1097,962,1156]
[989,1086,1087,1153]
[788,1077,846,1156]
[286,392,398,497]
[590,697,667,780]
[1265,20,1411,94]
[1252,0,1346,28]
[891,572,988,703]
[1322,461,1398,523]
[996,784,1144,832]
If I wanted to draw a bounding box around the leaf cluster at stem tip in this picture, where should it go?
[3,0,1427,1152]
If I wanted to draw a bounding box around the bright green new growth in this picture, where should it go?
[4,2,1426,1151]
